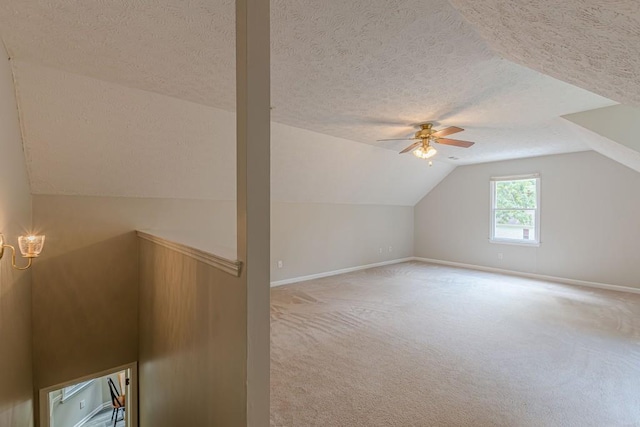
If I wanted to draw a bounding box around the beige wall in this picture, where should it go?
[138,239,246,426]
[30,196,236,392]
[414,151,640,288]
[30,196,239,426]
[271,203,414,282]
[0,53,34,426]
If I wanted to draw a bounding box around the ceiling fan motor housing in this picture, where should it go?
[377,122,473,156]
[415,123,435,139]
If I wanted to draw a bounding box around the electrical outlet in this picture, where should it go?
[497,253,503,260]
[80,400,85,409]
[277,260,283,269]
[388,246,393,252]
[379,248,383,254]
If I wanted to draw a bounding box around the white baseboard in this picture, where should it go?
[269,256,640,295]
[75,402,111,427]
[270,257,414,287]
[412,257,640,295]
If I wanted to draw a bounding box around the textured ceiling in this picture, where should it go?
[15,61,451,204]
[0,0,237,108]
[0,0,614,169]
[448,0,640,107]
[270,0,613,160]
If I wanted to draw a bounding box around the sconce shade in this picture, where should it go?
[18,235,45,258]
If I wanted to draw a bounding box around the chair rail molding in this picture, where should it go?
[136,231,242,277]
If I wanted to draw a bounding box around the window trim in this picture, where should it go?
[489,173,540,246]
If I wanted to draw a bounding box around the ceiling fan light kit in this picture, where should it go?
[413,144,437,159]
[377,122,475,162]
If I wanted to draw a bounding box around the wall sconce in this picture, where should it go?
[0,234,45,270]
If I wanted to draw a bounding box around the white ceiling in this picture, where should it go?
[448,0,640,108]
[563,121,640,177]
[13,61,237,200]
[0,0,237,109]
[563,105,640,174]
[270,0,613,160]
[0,0,622,202]
[271,121,455,206]
[16,61,451,204]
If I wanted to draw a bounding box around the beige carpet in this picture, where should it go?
[270,262,640,426]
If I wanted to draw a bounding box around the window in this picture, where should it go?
[490,174,540,245]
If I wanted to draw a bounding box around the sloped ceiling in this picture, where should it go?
[448,0,640,107]
[563,121,640,176]
[16,61,451,204]
[0,0,618,203]
[270,0,612,160]
[562,105,640,173]
[13,61,237,200]
[564,105,640,153]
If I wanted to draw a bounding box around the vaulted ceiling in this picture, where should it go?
[15,60,453,204]
[448,0,640,108]
[0,0,630,204]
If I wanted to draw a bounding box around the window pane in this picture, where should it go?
[494,209,536,241]
[495,179,537,209]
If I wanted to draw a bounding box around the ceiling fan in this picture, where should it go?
[378,123,474,160]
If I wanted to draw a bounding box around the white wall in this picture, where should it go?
[271,203,413,282]
[0,52,34,426]
[414,151,640,289]
[32,196,413,285]
[50,381,102,427]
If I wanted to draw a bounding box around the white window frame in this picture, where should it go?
[490,174,540,246]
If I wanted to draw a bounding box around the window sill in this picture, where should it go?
[489,239,540,247]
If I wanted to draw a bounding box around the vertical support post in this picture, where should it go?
[236,0,270,425]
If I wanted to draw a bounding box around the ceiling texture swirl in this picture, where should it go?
[448,0,640,108]
[0,0,633,202]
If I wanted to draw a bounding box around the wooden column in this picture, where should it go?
[236,0,270,425]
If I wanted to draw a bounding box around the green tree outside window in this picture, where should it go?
[495,179,536,226]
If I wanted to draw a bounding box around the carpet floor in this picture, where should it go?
[270,261,640,426]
